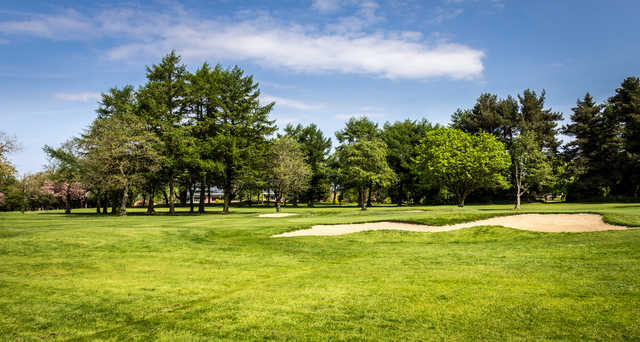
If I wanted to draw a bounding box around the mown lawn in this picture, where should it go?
[0,203,639,341]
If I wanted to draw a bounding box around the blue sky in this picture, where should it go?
[1,0,639,173]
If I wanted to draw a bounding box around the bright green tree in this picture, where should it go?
[416,128,510,207]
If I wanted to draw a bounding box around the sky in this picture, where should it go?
[1,0,639,174]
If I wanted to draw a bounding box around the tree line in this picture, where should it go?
[0,52,638,213]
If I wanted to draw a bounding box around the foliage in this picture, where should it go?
[510,131,553,209]
[382,119,436,204]
[214,66,277,213]
[416,128,510,207]
[81,86,162,216]
[283,123,332,205]
[0,131,18,186]
[335,135,396,210]
[267,137,311,212]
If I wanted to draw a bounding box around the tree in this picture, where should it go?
[141,51,189,215]
[268,137,311,212]
[415,128,510,207]
[518,89,564,154]
[335,131,396,210]
[382,119,435,205]
[184,63,224,213]
[283,123,331,206]
[451,94,520,144]
[214,66,276,214]
[41,179,86,212]
[0,131,19,185]
[562,93,620,200]
[43,139,84,214]
[82,86,162,216]
[510,131,552,209]
[335,117,387,207]
[608,77,640,198]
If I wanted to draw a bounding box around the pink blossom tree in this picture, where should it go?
[42,180,86,214]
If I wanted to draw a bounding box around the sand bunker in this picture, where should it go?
[273,214,626,237]
[259,213,298,218]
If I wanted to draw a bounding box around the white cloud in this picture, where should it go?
[54,92,101,102]
[262,95,322,110]
[1,5,485,80]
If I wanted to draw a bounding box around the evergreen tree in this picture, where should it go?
[382,119,435,205]
[608,77,640,198]
[283,123,332,206]
[214,66,276,213]
[518,89,563,154]
[141,51,189,215]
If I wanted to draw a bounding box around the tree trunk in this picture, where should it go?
[457,189,466,207]
[189,181,195,213]
[275,193,281,212]
[162,189,169,205]
[119,183,128,216]
[360,185,367,210]
[102,193,108,214]
[358,187,363,208]
[96,191,101,214]
[146,185,156,215]
[366,185,373,207]
[111,191,117,215]
[223,185,232,214]
[514,164,521,210]
[65,187,71,214]
[198,175,206,213]
[332,188,337,205]
[169,175,175,215]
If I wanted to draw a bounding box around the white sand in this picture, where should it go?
[273,214,626,237]
[259,213,298,218]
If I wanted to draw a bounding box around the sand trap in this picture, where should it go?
[273,214,626,237]
[259,213,298,218]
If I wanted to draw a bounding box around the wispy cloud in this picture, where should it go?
[333,113,384,120]
[312,0,342,13]
[262,95,322,111]
[0,4,485,80]
[0,9,93,40]
[54,92,101,102]
[429,7,464,24]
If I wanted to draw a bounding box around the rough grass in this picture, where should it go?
[0,203,639,341]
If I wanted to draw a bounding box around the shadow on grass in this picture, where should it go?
[37,210,261,217]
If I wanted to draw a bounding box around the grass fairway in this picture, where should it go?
[1,203,639,341]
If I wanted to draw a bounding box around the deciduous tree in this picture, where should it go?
[416,128,510,207]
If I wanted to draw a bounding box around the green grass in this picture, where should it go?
[1,203,639,341]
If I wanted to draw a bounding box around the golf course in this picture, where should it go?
[1,203,639,341]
